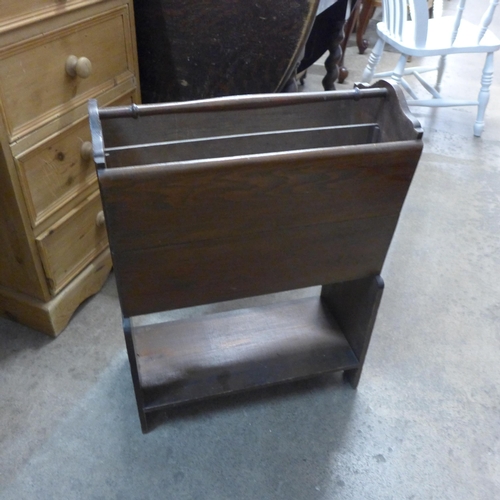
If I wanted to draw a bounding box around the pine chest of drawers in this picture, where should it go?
[0,0,140,335]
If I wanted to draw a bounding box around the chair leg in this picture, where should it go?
[356,1,377,54]
[436,55,446,92]
[361,38,385,82]
[390,53,408,85]
[474,52,495,137]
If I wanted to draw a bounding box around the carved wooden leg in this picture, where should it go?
[356,0,376,54]
[474,51,494,137]
[361,37,385,82]
[321,275,384,388]
[323,19,346,90]
[296,0,349,88]
[338,0,363,83]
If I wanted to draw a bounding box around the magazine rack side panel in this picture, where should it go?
[97,143,421,318]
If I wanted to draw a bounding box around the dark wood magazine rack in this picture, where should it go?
[89,81,423,433]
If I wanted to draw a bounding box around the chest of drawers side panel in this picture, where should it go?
[0,143,50,300]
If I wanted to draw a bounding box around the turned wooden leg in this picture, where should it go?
[338,0,363,83]
[323,19,346,90]
[436,54,446,93]
[361,37,385,82]
[338,63,349,85]
[390,53,408,85]
[357,0,376,54]
[474,52,494,137]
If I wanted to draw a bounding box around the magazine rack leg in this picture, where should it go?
[321,274,384,388]
[123,317,149,433]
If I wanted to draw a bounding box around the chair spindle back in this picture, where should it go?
[382,0,429,47]
[478,0,499,44]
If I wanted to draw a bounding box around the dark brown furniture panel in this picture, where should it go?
[89,80,423,432]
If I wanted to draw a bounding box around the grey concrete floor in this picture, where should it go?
[1,2,499,499]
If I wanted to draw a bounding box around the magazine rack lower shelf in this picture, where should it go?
[130,278,382,414]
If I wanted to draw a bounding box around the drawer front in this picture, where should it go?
[36,191,108,295]
[0,0,98,29]
[15,93,135,228]
[16,119,96,228]
[0,5,135,140]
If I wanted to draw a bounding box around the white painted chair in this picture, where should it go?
[361,0,500,136]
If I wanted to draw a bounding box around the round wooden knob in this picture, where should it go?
[80,141,93,161]
[95,211,105,228]
[65,55,92,78]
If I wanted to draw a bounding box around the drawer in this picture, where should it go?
[0,0,98,30]
[0,5,135,140]
[36,191,108,295]
[15,93,135,228]
[16,119,96,228]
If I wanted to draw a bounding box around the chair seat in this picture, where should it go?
[377,16,500,57]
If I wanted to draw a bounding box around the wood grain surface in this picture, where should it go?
[99,142,420,317]
[133,296,359,409]
[91,83,423,431]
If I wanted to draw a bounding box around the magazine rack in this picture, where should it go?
[89,80,423,432]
